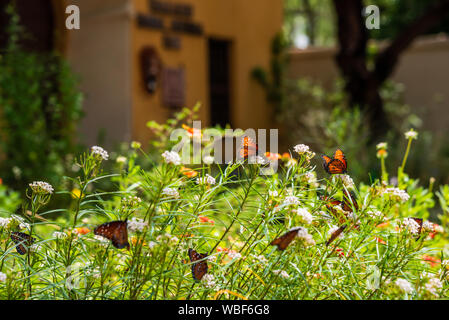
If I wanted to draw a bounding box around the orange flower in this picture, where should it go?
[199,216,215,224]
[375,237,386,245]
[131,237,146,246]
[281,153,291,160]
[0,178,3,185]
[422,254,441,268]
[75,227,90,235]
[265,152,281,161]
[217,247,229,253]
[180,166,198,178]
[376,221,390,229]
[180,233,193,239]
[182,124,202,138]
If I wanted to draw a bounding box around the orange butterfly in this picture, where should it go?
[188,248,208,281]
[94,220,130,249]
[239,136,258,159]
[10,232,35,255]
[321,149,347,174]
[270,227,303,251]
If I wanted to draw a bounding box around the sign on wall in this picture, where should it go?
[162,67,186,108]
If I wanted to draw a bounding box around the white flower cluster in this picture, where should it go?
[401,218,421,235]
[273,270,290,279]
[53,231,68,239]
[116,156,127,164]
[94,235,110,246]
[376,142,388,149]
[382,187,410,202]
[202,274,218,289]
[0,215,30,230]
[340,174,355,189]
[29,181,54,194]
[423,273,442,297]
[296,208,313,225]
[297,227,315,246]
[127,217,148,233]
[196,174,216,186]
[422,221,434,232]
[162,187,180,199]
[248,156,267,165]
[268,190,279,197]
[283,195,300,206]
[304,172,317,185]
[227,251,242,260]
[293,144,310,154]
[253,254,268,265]
[0,272,6,282]
[91,146,109,161]
[156,233,179,244]
[162,151,181,165]
[122,196,142,209]
[395,278,414,294]
[367,210,384,220]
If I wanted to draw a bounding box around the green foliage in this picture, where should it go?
[0,3,83,191]
[0,119,448,300]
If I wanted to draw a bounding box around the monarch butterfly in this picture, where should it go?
[94,220,129,249]
[239,136,258,159]
[321,149,347,174]
[188,248,208,281]
[10,232,35,255]
[270,227,304,251]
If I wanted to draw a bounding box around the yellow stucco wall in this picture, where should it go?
[131,0,283,144]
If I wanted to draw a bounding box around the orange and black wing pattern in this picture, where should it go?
[322,149,347,174]
[10,232,35,255]
[239,136,258,159]
[94,220,130,249]
[270,227,301,251]
[188,248,208,281]
[342,190,359,212]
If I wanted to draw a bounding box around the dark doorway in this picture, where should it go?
[208,38,231,128]
[0,0,54,52]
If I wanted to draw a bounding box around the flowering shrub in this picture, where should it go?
[0,127,448,300]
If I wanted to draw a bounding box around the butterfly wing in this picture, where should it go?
[326,225,347,246]
[270,228,300,251]
[94,220,129,249]
[322,149,347,174]
[411,218,423,240]
[240,136,258,159]
[342,190,359,212]
[188,248,208,281]
[11,232,35,255]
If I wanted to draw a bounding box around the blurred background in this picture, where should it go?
[0,0,449,199]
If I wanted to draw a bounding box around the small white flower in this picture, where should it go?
[53,231,68,239]
[283,196,300,206]
[248,156,267,165]
[29,181,54,194]
[162,150,181,165]
[196,174,216,186]
[91,146,109,161]
[296,208,313,225]
[304,172,317,185]
[268,190,279,197]
[367,210,384,220]
[273,270,290,279]
[382,188,410,202]
[94,235,110,246]
[116,156,127,164]
[404,129,418,140]
[424,276,442,296]
[0,272,6,282]
[293,144,310,154]
[395,278,413,294]
[253,254,268,265]
[202,274,218,289]
[0,217,9,229]
[127,217,148,233]
[340,174,355,189]
[203,156,215,165]
[376,142,388,150]
[422,221,434,232]
[162,187,180,199]
[227,251,242,260]
[401,218,421,235]
[297,227,315,246]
